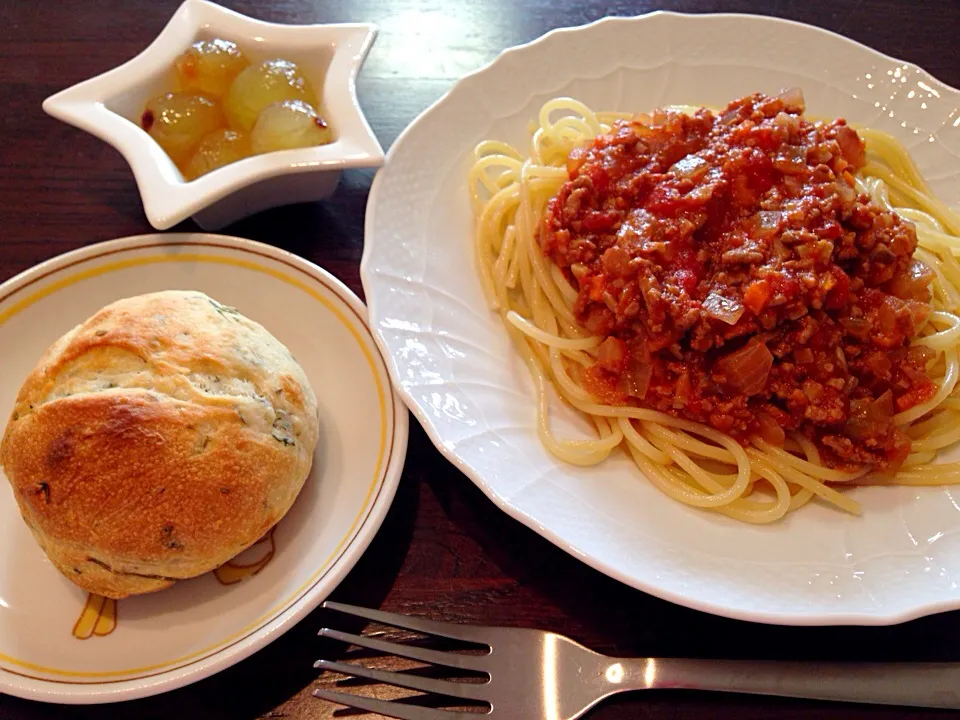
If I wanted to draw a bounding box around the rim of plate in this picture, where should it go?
[0,233,408,703]
[361,11,960,626]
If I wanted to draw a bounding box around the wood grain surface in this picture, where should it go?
[1,1,959,718]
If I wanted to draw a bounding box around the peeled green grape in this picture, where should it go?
[182,128,250,180]
[175,38,249,99]
[140,93,224,166]
[250,100,333,155]
[224,59,316,132]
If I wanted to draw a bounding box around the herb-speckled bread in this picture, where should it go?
[0,290,319,599]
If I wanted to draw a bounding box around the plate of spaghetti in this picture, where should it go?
[362,12,960,624]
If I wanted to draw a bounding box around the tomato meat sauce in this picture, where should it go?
[539,91,936,470]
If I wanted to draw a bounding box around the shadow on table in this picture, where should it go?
[423,461,960,667]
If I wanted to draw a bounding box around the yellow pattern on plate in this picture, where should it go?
[0,247,390,682]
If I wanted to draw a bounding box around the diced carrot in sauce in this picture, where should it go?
[742,280,772,315]
[586,275,605,302]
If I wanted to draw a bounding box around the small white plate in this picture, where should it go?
[0,233,408,703]
[361,12,960,625]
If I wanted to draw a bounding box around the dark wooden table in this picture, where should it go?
[2,1,960,718]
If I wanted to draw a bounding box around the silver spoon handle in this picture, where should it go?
[648,657,960,709]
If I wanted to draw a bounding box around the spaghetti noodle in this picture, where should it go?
[469,92,960,523]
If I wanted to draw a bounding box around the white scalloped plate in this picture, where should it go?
[0,234,408,702]
[361,13,960,625]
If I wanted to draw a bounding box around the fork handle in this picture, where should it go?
[636,657,960,709]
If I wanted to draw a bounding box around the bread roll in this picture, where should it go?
[0,290,319,599]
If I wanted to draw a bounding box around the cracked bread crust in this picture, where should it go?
[0,290,319,599]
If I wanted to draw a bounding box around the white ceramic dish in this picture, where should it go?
[362,12,960,625]
[0,233,408,703]
[42,0,384,230]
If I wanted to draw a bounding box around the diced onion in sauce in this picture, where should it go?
[906,300,931,331]
[673,372,692,409]
[702,292,745,325]
[866,351,892,378]
[716,341,774,395]
[773,111,801,132]
[622,358,652,399]
[756,410,786,446]
[776,87,806,112]
[597,336,627,372]
[670,155,708,179]
[835,124,866,167]
[877,299,899,335]
[774,145,808,174]
[847,391,894,440]
[720,107,741,125]
[840,316,871,340]
[888,260,935,301]
[835,181,857,205]
[755,210,784,237]
[566,147,587,175]
[907,345,936,366]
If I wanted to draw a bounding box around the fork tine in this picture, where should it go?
[318,628,488,672]
[315,659,488,701]
[323,602,490,645]
[313,689,483,720]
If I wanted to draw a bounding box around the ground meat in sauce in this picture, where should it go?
[539,91,936,471]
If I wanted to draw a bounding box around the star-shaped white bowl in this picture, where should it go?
[42,0,383,230]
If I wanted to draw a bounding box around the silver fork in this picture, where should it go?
[313,601,960,718]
